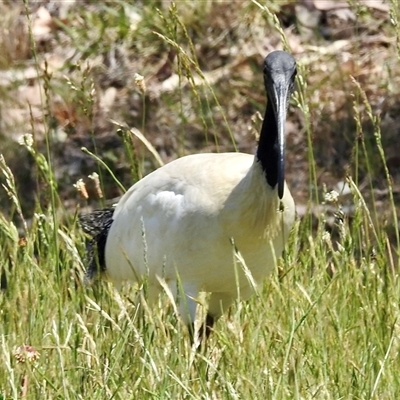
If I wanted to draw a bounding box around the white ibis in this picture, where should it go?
[80,50,297,337]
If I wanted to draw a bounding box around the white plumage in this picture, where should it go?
[106,153,294,323]
[81,50,297,335]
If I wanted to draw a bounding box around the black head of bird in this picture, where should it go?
[258,50,297,199]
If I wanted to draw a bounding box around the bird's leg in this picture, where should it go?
[164,280,200,338]
[170,282,215,345]
[188,313,215,347]
[200,313,215,339]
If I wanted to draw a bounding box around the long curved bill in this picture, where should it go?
[271,81,289,199]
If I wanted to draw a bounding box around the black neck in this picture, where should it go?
[256,101,278,189]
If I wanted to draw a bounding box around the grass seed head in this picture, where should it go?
[13,345,40,364]
[73,178,89,199]
[134,73,146,93]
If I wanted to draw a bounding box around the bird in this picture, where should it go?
[80,50,297,338]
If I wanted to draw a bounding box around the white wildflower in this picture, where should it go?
[324,190,339,203]
[134,73,146,93]
[14,345,40,364]
[322,230,331,244]
[18,134,34,149]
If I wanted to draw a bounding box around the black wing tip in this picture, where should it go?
[80,207,114,284]
[83,260,102,285]
[79,207,115,235]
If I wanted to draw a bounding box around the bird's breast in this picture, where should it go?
[104,153,295,290]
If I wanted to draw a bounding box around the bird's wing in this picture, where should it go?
[113,152,255,220]
[105,153,255,282]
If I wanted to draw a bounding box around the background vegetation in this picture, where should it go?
[0,0,399,398]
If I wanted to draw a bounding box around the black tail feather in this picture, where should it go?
[79,207,114,284]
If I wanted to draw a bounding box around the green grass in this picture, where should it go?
[1,1,400,399]
[1,193,400,398]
